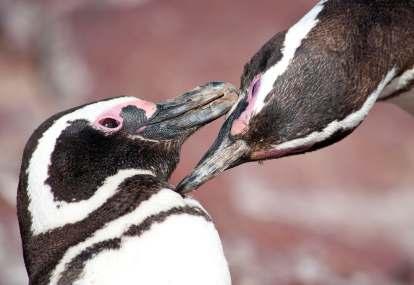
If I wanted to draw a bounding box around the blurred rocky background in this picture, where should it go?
[1,0,414,284]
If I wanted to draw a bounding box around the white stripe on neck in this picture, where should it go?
[253,0,328,114]
[274,68,397,151]
[379,66,414,100]
[380,66,414,115]
[26,97,143,235]
[30,168,154,235]
[49,189,202,285]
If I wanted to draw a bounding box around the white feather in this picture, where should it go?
[380,66,414,115]
[50,189,231,285]
[75,215,230,285]
[253,0,328,114]
[380,66,414,100]
[387,87,414,116]
[26,97,140,234]
[274,68,397,151]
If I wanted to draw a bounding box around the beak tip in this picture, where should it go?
[176,177,197,194]
[177,139,249,194]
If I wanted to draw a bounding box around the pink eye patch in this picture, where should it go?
[94,98,157,133]
[230,76,261,136]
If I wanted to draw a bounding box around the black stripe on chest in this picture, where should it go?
[57,205,211,285]
[28,175,165,285]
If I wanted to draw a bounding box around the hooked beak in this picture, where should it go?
[176,106,251,194]
[140,82,239,140]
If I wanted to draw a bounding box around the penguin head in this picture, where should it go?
[177,25,398,193]
[175,32,350,193]
[17,82,237,279]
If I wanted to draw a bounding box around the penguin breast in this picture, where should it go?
[51,189,231,285]
[78,213,230,285]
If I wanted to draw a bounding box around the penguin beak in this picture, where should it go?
[141,82,239,140]
[176,110,251,194]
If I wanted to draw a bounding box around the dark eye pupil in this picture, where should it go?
[99,118,120,129]
[251,80,260,97]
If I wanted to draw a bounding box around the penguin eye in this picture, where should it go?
[251,77,261,98]
[98,118,121,129]
[252,81,259,96]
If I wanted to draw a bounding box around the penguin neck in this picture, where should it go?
[319,0,414,115]
[18,173,168,284]
[239,0,414,158]
[49,189,207,285]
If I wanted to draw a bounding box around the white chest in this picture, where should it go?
[74,214,231,285]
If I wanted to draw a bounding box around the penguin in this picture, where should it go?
[17,82,237,285]
[177,0,414,194]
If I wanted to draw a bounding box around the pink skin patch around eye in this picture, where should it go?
[94,98,157,132]
[230,75,261,136]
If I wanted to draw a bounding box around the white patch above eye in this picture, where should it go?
[274,68,397,151]
[253,0,328,114]
[26,96,149,235]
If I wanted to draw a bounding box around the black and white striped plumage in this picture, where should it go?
[17,83,237,285]
[177,0,414,193]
